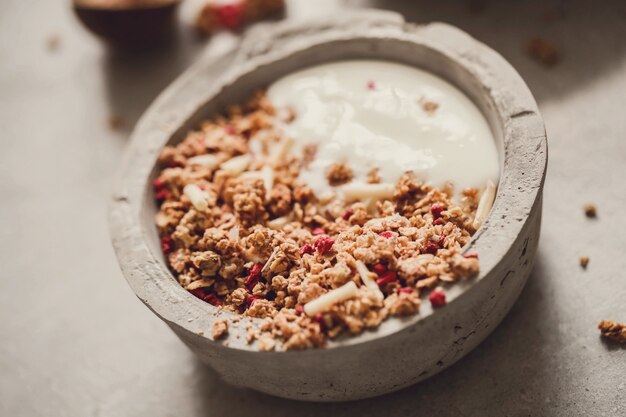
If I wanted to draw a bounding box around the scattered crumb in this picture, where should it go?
[526,37,560,67]
[46,34,60,51]
[598,320,626,344]
[420,99,440,115]
[197,331,204,336]
[366,167,381,184]
[579,256,589,269]
[211,319,229,340]
[583,203,597,218]
[108,115,125,131]
[326,162,354,186]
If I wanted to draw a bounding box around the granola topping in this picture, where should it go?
[154,87,494,350]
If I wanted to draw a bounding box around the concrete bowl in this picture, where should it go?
[109,10,547,401]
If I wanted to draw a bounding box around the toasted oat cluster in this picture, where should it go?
[153,91,482,350]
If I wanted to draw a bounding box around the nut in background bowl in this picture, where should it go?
[109,10,547,401]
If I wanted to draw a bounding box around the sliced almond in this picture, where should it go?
[342,183,394,202]
[355,260,384,302]
[303,281,358,317]
[187,154,219,168]
[472,180,496,230]
[183,184,209,212]
[220,154,251,175]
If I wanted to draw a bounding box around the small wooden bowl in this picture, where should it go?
[73,0,179,47]
[109,10,547,401]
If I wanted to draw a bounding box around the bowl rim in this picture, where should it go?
[109,10,547,353]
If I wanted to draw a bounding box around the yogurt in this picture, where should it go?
[267,60,499,199]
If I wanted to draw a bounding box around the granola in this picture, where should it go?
[598,320,626,344]
[153,91,486,350]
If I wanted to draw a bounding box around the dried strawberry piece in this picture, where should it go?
[438,234,447,248]
[160,236,174,254]
[153,178,165,190]
[430,204,445,219]
[379,231,394,239]
[463,253,479,259]
[155,189,169,203]
[212,1,244,29]
[314,236,335,255]
[397,287,414,294]
[425,243,439,255]
[373,263,387,275]
[189,288,222,306]
[299,243,314,256]
[366,80,376,90]
[204,294,222,306]
[429,288,446,307]
[433,218,445,226]
[312,227,326,236]
[244,262,263,289]
[342,210,354,220]
[376,270,398,286]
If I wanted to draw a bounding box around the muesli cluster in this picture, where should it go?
[153,91,488,350]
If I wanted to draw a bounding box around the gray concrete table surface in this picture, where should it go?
[0,0,624,416]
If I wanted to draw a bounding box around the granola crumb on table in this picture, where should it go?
[154,90,483,351]
[598,320,626,344]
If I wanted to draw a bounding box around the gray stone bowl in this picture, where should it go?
[109,10,547,401]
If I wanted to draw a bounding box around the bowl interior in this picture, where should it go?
[131,32,540,350]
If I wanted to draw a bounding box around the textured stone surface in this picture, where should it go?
[0,0,624,414]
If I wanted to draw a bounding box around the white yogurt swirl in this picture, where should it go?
[267,60,499,198]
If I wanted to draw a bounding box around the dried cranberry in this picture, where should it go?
[244,262,263,289]
[155,189,168,203]
[429,289,446,307]
[376,271,398,286]
[299,243,314,256]
[366,80,376,90]
[160,236,174,254]
[379,231,394,239]
[438,234,447,248]
[397,287,413,294]
[425,243,439,255]
[430,204,445,219]
[464,253,479,259]
[342,210,354,220]
[433,218,445,226]
[225,125,236,135]
[295,305,304,315]
[312,227,326,236]
[314,236,335,255]
[212,2,244,29]
[373,263,387,275]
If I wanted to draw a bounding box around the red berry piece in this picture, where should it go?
[314,236,335,255]
[244,262,263,289]
[464,253,479,259]
[342,210,354,220]
[429,288,446,307]
[312,227,326,236]
[425,243,439,255]
[160,236,174,254]
[430,204,445,219]
[375,271,398,286]
[379,231,394,239]
[299,243,314,256]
